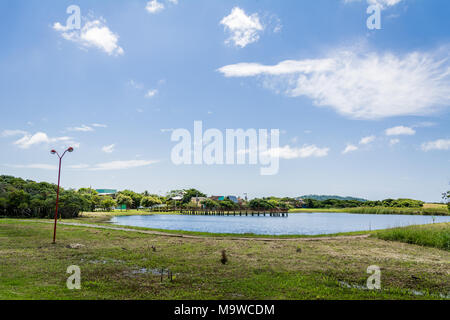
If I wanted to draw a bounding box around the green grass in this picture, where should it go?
[290,206,449,216]
[375,223,450,251]
[0,219,449,300]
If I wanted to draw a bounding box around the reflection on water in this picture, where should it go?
[110,212,450,236]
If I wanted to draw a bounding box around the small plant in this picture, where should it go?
[221,250,228,265]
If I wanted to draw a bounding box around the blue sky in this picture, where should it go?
[0,0,449,201]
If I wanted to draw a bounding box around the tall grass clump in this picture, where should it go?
[375,223,450,251]
[346,206,449,216]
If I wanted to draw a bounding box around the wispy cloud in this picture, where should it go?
[6,160,158,171]
[342,144,358,154]
[92,123,107,128]
[218,47,450,119]
[89,160,159,171]
[67,124,94,132]
[4,163,57,170]
[6,131,79,149]
[1,130,28,137]
[412,121,436,128]
[145,89,158,98]
[127,79,144,89]
[146,0,165,14]
[263,145,329,159]
[360,135,376,145]
[68,164,90,169]
[390,138,400,145]
[220,7,264,48]
[385,126,416,136]
[102,144,115,153]
[53,17,124,56]
[421,139,450,151]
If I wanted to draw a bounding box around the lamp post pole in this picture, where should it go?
[51,147,74,244]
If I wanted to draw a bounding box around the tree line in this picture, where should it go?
[301,198,426,209]
[0,175,448,218]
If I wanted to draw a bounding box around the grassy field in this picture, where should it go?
[0,218,449,300]
[375,223,450,251]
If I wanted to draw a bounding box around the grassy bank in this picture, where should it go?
[0,219,449,300]
[290,205,449,216]
[375,223,450,251]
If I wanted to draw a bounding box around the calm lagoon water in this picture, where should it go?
[110,212,450,236]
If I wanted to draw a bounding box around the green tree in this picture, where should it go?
[182,189,206,204]
[117,190,142,209]
[100,197,116,212]
[219,199,238,210]
[201,199,219,210]
[7,189,30,209]
[140,196,162,210]
[248,199,274,210]
[443,191,450,212]
[116,194,133,211]
[77,188,100,211]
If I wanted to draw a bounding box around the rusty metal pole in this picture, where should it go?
[51,147,73,244]
[52,156,62,244]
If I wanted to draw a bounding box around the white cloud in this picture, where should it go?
[385,126,416,136]
[146,0,165,14]
[145,89,158,98]
[167,0,178,4]
[4,163,57,170]
[412,121,437,128]
[3,130,79,149]
[68,125,94,132]
[6,160,158,171]
[218,47,450,119]
[89,160,159,171]
[390,138,400,145]
[92,123,107,128]
[102,144,115,153]
[264,145,329,159]
[219,59,335,77]
[12,132,77,149]
[68,164,90,169]
[220,7,264,48]
[360,135,376,145]
[342,144,358,154]
[127,79,144,89]
[1,130,27,137]
[53,18,124,56]
[421,139,450,151]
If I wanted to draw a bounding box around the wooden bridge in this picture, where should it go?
[150,208,289,217]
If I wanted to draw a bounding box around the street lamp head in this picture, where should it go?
[50,150,56,154]
[67,147,74,153]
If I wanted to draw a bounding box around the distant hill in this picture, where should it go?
[298,195,368,202]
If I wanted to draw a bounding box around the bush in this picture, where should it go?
[0,175,84,218]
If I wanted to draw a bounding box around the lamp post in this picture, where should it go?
[50,147,74,244]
